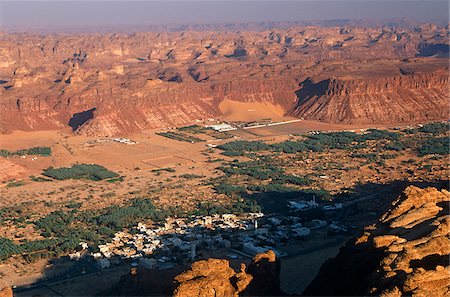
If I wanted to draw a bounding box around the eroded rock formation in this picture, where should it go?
[0,24,448,135]
[304,186,450,296]
[173,250,283,297]
[291,72,449,124]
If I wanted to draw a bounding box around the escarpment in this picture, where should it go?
[0,24,448,135]
[291,71,449,124]
[303,186,450,296]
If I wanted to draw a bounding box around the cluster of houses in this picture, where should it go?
[78,204,349,270]
[207,123,237,132]
[85,137,138,146]
[289,196,343,212]
[88,213,263,269]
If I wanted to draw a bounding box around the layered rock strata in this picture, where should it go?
[303,186,450,296]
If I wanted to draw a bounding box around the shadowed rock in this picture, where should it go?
[303,186,450,296]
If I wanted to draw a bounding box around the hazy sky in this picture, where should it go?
[1,0,448,28]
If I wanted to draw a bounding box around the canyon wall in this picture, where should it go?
[291,71,449,124]
[0,24,448,135]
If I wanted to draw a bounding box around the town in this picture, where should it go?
[69,196,347,271]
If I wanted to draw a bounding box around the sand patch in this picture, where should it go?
[0,159,28,182]
[0,130,60,150]
[218,99,286,121]
[141,156,195,169]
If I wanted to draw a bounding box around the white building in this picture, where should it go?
[242,242,268,256]
[139,258,157,270]
[293,227,311,237]
[97,258,111,269]
[289,197,319,211]
[69,252,81,261]
[311,219,328,229]
[207,124,236,132]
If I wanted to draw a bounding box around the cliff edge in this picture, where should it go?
[303,186,450,296]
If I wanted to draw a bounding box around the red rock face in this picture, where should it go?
[291,71,449,124]
[173,250,282,297]
[0,24,448,135]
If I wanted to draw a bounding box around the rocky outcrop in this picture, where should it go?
[241,250,284,296]
[173,259,252,297]
[304,186,450,296]
[0,286,12,297]
[173,250,283,297]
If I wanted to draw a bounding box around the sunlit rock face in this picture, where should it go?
[0,24,448,135]
[173,250,284,297]
[304,186,450,296]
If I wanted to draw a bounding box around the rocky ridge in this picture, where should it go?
[0,24,448,135]
[304,186,450,296]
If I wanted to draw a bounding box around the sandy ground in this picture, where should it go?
[0,129,211,182]
[218,99,287,121]
[279,244,343,295]
[12,265,130,297]
[230,119,389,138]
[1,119,367,183]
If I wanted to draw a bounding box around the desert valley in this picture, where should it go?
[0,15,449,297]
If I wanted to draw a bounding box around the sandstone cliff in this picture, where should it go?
[0,24,448,135]
[291,71,449,124]
[173,250,284,297]
[303,186,450,296]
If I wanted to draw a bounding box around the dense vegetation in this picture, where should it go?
[417,137,449,156]
[0,198,169,262]
[96,199,166,229]
[43,164,119,181]
[217,129,403,156]
[156,131,205,143]
[190,198,261,216]
[179,174,204,179]
[217,158,312,186]
[151,167,176,173]
[0,235,79,262]
[0,146,52,157]
[176,125,207,134]
[217,140,271,152]
[219,160,284,180]
[6,180,27,188]
[177,124,234,139]
[417,122,448,134]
